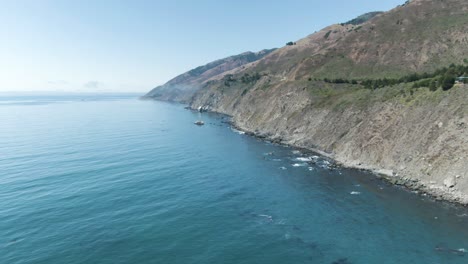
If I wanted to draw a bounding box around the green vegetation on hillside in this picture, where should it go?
[223,72,262,87]
[223,74,237,87]
[321,63,468,91]
[241,73,261,84]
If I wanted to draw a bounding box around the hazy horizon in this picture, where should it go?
[1,0,404,93]
[0,90,144,96]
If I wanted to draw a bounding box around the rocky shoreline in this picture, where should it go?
[207,108,468,207]
[183,77,468,207]
[148,92,468,207]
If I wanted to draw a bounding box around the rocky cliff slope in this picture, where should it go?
[145,0,468,204]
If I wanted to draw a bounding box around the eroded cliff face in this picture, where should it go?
[190,81,468,204]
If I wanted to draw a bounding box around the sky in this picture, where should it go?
[0,0,405,93]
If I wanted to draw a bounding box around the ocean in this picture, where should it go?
[1,95,467,264]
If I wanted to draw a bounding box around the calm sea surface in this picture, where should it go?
[0,95,467,264]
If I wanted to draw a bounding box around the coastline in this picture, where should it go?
[143,97,468,207]
[200,106,468,207]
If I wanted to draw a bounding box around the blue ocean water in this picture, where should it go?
[0,95,467,264]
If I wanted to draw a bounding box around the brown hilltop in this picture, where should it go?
[239,0,468,81]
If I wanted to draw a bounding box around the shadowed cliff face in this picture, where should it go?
[146,0,468,203]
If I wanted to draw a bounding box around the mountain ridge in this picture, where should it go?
[144,49,276,103]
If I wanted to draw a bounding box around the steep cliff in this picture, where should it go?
[146,0,468,204]
[191,79,468,204]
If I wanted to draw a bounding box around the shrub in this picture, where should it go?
[241,72,261,84]
[429,81,437,91]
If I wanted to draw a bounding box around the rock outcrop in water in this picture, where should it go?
[145,0,468,204]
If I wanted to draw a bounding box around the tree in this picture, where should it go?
[442,74,456,91]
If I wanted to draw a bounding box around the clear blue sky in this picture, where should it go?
[0,0,404,93]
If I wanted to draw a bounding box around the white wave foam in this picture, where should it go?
[292,163,306,167]
[231,128,245,135]
[258,214,273,221]
[296,157,312,162]
[350,191,361,195]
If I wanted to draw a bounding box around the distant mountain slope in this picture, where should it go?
[342,11,383,26]
[143,49,275,102]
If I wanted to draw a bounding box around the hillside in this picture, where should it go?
[236,0,468,81]
[145,0,468,204]
[144,49,275,103]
